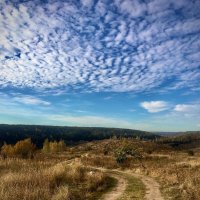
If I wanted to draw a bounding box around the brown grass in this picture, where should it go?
[81,154,118,169]
[1,138,199,200]
[80,139,200,200]
[0,157,110,200]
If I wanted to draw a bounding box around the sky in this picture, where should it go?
[0,0,200,132]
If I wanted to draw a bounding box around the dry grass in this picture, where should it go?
[149,154,200,200]
[81,154,118,169]
[80,139,200,200]
[1,138,199,200]
[0,157,111,200]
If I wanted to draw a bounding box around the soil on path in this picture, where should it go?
[131,172,164,200]
[64,159,164,200]
[101,169,164,200]
[100,174,127,200]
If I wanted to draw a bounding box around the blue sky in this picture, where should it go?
[0,0,200,131]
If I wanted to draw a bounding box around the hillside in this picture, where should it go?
[156,132,200,149]
[0,124,159,147]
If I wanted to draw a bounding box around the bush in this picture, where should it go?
[187,150,195,156]
[1,138,36,159]
[1,144,14,158]
[115,150,127,164]
[42,139,66,153]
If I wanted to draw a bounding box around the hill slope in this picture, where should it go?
[0,124,159,147]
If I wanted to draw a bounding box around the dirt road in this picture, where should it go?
[101,169,164,200]
[100,174,127,200]
[64,159,164,200]
[131,172,164,200]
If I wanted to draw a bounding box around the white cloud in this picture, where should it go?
[141,101,170,113]
[115,0,146,18]
[13,95,50,106]
[0,0,199,94]
[174,104,200,116]
[48,114,134,128]
[81,0,93,8]
[174,104,196,112]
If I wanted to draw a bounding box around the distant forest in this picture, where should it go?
[0,124,159,147]
[157,131,200,149]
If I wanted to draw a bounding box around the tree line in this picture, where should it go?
[0,124,158,148]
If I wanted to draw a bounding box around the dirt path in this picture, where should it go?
[100,168,164,200]
[126,171,164,200]
[93,167,164,200]
[100,174,127,200]
[64,159,164,200]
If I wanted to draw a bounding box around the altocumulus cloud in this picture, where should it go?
[0,0,200,93]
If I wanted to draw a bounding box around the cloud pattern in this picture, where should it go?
[0,0,200,93]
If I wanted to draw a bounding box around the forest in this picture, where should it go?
[0,124,159,147]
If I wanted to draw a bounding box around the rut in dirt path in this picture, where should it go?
[100,174,127,200]
[103,170,164,200]
[130,172,164,200]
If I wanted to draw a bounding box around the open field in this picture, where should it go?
[1,0,200,199]
[0,156,115,200]
[0,133,200,200]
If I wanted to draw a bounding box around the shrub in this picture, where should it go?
[187,150,195,156]
[1,143,14,158]
[42,139,66,153]
[1,138,36,159]
[115,143,142,163]
[115,149,127,164]
[14,138,36,158]
[42,139,50,153]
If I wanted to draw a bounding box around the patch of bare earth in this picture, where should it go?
[101,174,127,200]
[131,172,164,200]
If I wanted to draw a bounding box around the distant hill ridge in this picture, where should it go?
[0,124,159,147]
[156,131,200,149]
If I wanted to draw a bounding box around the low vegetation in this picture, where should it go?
[0,131,199,200]
[1,138,36,159]
[0,157,113,200]
[79,137,200,200]
[42,139,66,153]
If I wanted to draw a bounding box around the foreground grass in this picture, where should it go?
[0,157,112,200]
[1,138,200,200]
[92,176,118,200]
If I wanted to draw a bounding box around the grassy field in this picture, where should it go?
[78,138,200,200]
[0,156,114,200]
[0,136,200,200]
